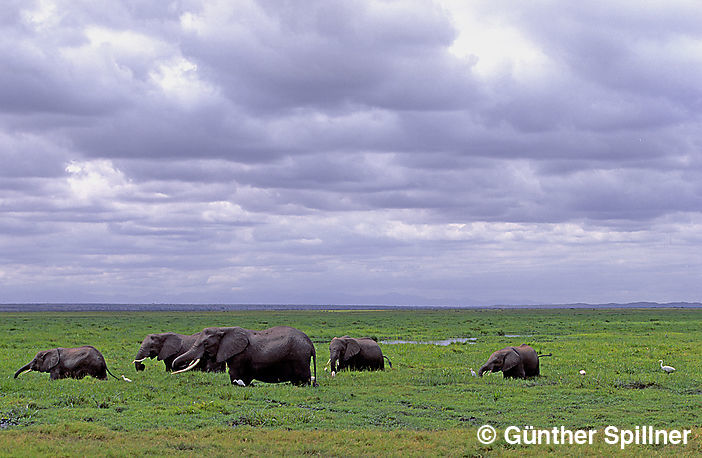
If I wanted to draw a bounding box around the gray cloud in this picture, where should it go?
[1,0,701,304]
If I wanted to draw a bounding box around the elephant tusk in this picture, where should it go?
[331,371,336,377]
[171,358,200,375]
[133,358,148,363]
[16,369,32,377]
[325,359,331,367]
[121,375,133,382]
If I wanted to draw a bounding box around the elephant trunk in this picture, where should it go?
[172,344,203,372]
[133,345,150,371]
[172,358,200,374]
[133,344,151,362]
[478,364,489,377]
[14,362,32,378]
[329,347,344,374]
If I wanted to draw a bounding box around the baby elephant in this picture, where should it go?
[328,336,392,376]
[14,346,122,381]
[478,344,551,379]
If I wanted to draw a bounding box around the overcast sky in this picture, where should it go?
[1,0,701,305]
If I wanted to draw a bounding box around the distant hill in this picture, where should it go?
[0,302,700,312]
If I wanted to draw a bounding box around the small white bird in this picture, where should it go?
[659,360,675,374]
[470,368,477,377]
[579,369,586,376]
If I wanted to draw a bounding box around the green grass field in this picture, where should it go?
[0,308,700,456]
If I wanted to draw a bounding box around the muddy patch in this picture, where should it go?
[0,406,36,429]
[616,381,660,389]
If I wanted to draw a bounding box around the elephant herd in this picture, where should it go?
[14,323,550,385]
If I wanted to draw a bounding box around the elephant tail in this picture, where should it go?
[383,355,393,368]
[106,365,132,382]
[311,346,318,387]
[537,353,553,358]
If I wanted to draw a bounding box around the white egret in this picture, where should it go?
[659,360,675,374]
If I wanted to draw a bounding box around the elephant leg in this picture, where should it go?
[503,366,526,378]
[290,373,310,386]
[292,361,312,385]
[526,365,540,377]
[290,368,311,386]
[229,369,251,386]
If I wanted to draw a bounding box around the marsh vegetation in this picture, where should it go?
[0,308,700,455]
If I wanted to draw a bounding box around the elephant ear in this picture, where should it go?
[158,334,181,360]
[502,350,520,372]
[42,350,60,371]
[342,338,361,361]
[216,328,249,363]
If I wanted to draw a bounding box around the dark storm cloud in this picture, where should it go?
[50,1,479,163]
[0,25,131,117]
[182,0,472,113]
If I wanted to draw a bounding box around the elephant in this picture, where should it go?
[132,332,225,372]
[477,344,551,379]
[171,326,317,386]
[328,336,392,376]
[14,346,124,381]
